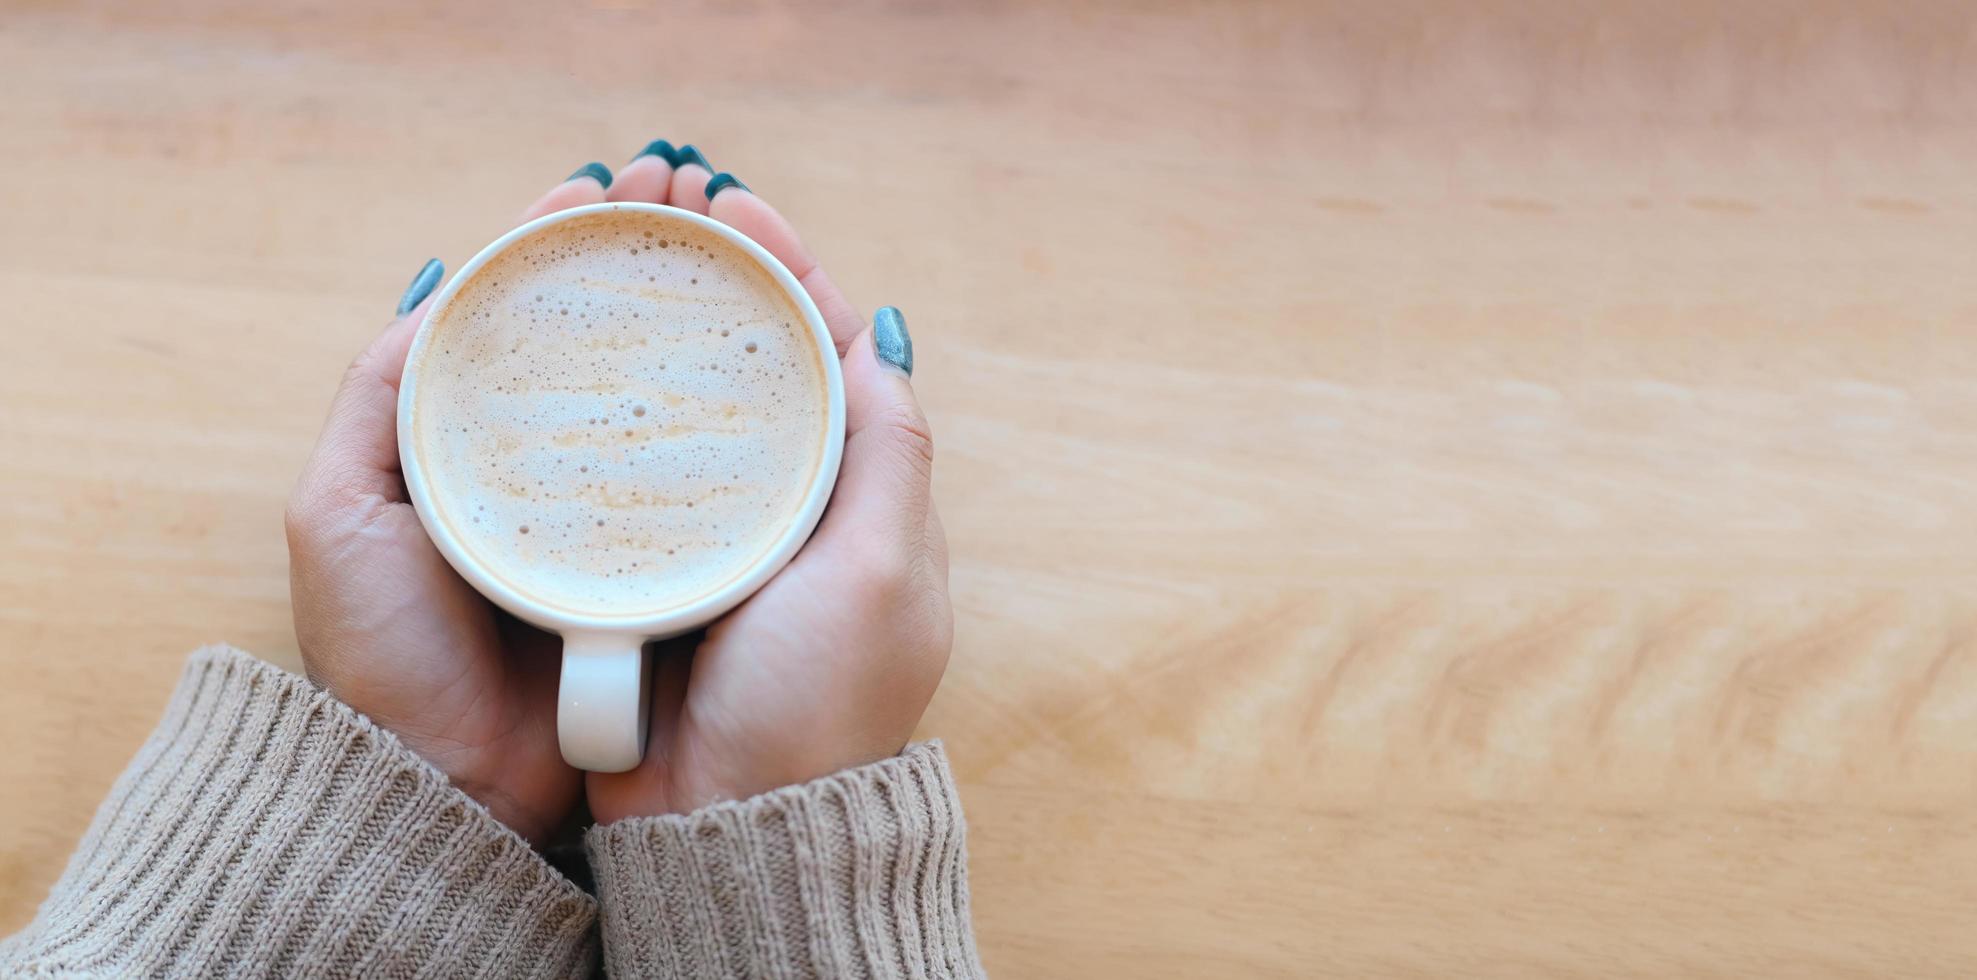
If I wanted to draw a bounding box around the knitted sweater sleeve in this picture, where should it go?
[1,646,986,978]
[0,646,597,978]
[585,741,988,978]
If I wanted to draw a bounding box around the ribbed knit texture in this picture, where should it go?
[0,646,598,979]
[586,741,986,979]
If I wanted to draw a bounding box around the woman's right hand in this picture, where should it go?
[585,146,954,822]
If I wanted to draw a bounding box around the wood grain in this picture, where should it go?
[5,0,1977,974]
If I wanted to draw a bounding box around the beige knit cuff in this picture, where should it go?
[586,741,985,979]
[0,646,597,978]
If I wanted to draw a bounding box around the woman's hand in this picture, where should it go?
[284,164,638,843]
[286,142,951,832]
[586,144,953,820]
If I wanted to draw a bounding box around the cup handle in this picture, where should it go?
[557,632,651,772]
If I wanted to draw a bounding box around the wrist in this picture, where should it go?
[451,771,559,844]
[666,740,908,818]
[347,710,568,845]
[300,662,578,847]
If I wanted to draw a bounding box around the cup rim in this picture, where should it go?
[395,201,847,637]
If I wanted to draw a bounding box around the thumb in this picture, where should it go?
[823,307,934,549]
[291,259,443,514]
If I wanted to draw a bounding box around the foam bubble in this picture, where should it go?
[411,210,827,616]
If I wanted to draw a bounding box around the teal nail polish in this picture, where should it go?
[397,258,443,315]
[676,144,712,171]
[632,139,679,166]
[705,172,749,200]
[567,162,613,189]
[873,306,913,377]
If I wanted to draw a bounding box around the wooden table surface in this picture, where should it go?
[6,1,1977,974]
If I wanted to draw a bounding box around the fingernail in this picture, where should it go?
[397,258,443,315]
[705,172,749,200]
[632,139,679,166]
[873,306,913,377]
[675,144,713,171]
[567,162,613,189]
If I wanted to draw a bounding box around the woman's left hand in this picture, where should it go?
[285,166,635,843]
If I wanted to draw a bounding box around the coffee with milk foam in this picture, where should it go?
[410,209,829,617]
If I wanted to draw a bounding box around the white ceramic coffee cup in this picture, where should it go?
[395,202,846,773]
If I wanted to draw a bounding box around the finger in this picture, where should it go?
[816,307,932,549]
[665,143,716,215]
[609,140,677,204]
[293,259,442,510]
[517,162,613,224]
[705,176,864,353]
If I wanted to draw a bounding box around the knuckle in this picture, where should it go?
[907,570,956,669]
[849,540,954,660]
[284,481,328,549]
[283,497,309,545]
[286,471,341,532]
[285,466,378,553]
[850,543,918,604]
[341,352,376,391]
[872,403,935,473]
[341,344,398,398]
